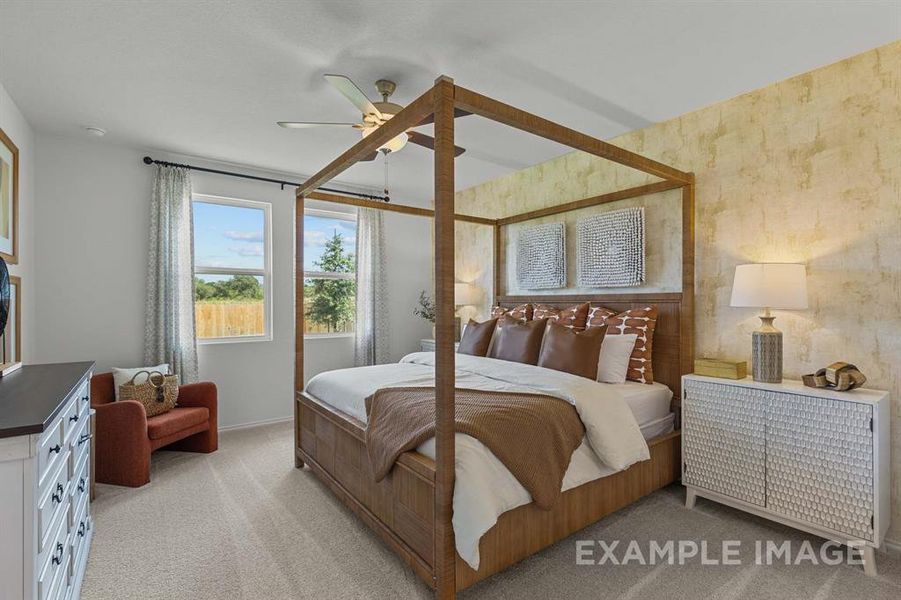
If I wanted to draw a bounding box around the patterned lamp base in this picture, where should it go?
[752,315,783,383]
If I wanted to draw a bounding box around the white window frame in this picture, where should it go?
[303,207,357,339]
[193,194,273,344]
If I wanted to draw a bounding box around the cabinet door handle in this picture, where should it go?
[51,542,63,565]
[78,521,86,537]
[82,395,89,402]
[78,478,86,493]
[52,483,63,504]
[69,414,79,423]
[49,444,61,455]
[78,433,93,446]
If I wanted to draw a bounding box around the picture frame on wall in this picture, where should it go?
[0,127,18,264]
[2,275,21,370]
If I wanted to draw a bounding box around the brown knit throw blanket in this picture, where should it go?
[365,387,585,509]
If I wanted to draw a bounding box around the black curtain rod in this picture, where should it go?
[142,156,390,202]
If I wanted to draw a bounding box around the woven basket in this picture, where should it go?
[119,370,179,417]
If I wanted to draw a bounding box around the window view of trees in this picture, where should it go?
[194,275,264,301]
[305,231,356,334]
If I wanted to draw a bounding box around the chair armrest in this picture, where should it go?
[177,382,218,427]
[94,400,148,439]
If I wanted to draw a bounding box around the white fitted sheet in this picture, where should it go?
[304,353,667,570]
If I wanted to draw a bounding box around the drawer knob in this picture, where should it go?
[49,444,61,455]
[51,542,63,565]
[52,483,63,504]
[78,478,86,493]
[78,522,86,537]
[82,395,89,402]
[69,414,79,423]
[78,433,93,446]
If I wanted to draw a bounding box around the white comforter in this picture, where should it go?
[304,352,650,569]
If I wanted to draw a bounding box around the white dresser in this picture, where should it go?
[0,362,95,600]
[681,374,890,575]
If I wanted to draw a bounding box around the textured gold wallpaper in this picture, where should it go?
[455,41,901,542]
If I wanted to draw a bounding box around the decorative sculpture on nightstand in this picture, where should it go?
[802,361,867,391]
[730,263,808,383]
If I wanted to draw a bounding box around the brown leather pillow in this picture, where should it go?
[488,317,548,365]
[457,318,497,356]
[538,322,607,379]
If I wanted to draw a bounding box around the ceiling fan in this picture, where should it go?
[278,75,468,161]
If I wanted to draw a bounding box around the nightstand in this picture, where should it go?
[419,339,459,352]
[681,374,890,575]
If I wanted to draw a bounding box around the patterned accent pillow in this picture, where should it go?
[586,305,658,384]
[533,302,590,329]
[490,303,533,322]
[586,306,616,328]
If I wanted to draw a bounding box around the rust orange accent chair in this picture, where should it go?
[91,373,218,487]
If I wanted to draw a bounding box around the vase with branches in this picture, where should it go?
[413,291,437,338]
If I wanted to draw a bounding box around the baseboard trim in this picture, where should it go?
[883,537,901,556]
[219,416,292,432]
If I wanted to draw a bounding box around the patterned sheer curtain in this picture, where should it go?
[354,207,389,366]
[144,165,199,383]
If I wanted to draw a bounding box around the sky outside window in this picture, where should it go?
[194,201,265,269]
[305,214,356,272]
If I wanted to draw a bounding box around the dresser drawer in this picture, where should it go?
[37,506,69,600]
[76,378,91,419]
[60,395,81,445]
[37,418,66,490]
[37,459,70,555]
[69,412,92,477]
[70,488,90,581]
[69,451,90,525]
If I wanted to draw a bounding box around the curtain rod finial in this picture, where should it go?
[143,156,154,165]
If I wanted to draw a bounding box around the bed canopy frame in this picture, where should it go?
[295,76,694,598]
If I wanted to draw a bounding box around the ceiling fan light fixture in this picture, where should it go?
[361,127,408,153]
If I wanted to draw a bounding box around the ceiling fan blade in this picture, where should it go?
[414,108,472,127]
[277,121,361,128]
[407,131,466,156]
[359,151,379,162]
[324,74,382,119]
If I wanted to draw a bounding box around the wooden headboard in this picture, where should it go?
[496,292,692,412]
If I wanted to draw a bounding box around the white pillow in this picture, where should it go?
[596,334,638,384]
[112,364,171,400]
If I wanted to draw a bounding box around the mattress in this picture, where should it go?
[307,364,673,439]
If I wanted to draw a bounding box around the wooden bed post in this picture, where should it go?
[433,75,457,598]
[295,193,305,468]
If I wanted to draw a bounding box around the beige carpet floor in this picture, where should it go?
[83,421,901,599]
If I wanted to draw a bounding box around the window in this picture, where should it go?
[303,208,356,337]
[193,195,272,342]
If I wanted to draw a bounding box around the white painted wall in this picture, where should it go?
[33,133,433,428]
[0,81,35,363]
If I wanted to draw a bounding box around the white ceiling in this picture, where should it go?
[1,1,899,204]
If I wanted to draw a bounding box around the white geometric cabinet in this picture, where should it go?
[682,375,890,576]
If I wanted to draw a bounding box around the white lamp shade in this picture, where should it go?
[454,282,479,306]
[730,263,808,309]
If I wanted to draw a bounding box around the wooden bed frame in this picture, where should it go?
[294,77,694,597]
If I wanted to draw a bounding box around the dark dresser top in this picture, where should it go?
[0,362,95,439]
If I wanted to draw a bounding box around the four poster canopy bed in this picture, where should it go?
[294,76,695,598]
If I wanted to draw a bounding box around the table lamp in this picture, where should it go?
[730,263,808,383]
[454,282,479,342]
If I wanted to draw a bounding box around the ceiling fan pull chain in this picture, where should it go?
[383,150,390,200]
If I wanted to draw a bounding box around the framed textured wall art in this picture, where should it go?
[577,207,645,287]
[516,222,566,289]
[0,127,18,264]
